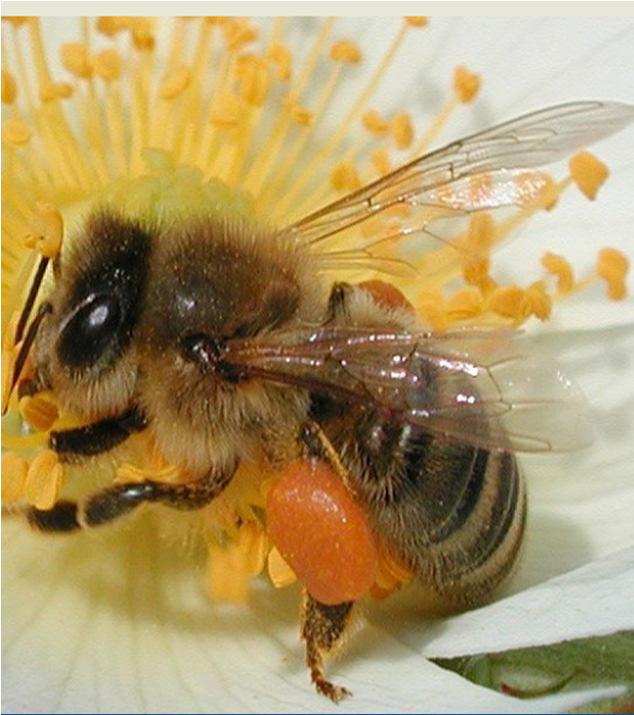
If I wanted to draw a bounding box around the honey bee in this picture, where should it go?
[4,101,633,701]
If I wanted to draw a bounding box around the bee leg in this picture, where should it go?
[26,465,235,532]
[48,407,147,461]
[301,590,354,702]
[325,281,353,323]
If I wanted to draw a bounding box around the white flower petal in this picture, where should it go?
[1,520,627,714]
[374,546,634,661]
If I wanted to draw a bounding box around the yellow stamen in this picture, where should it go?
[23,202,64,258]
[159,64,191,100]
[446,288,484,321]
[25,449,64,510]
[39,81,73,103]
[267,41,292,81]
[209,93,244,128]
[405,16,429,27]
[236,54,270,106]
[417,289,449,331]
[18,393,59,433]
[363,109,390,136]
[2,452,28,503]
[223,19,258,53]
[267,546,298,588]
[60,42,93,79]
[2,69,17,103]
[2,118,32,146]
[205,521,267,603]
[93,49,123,81]
[330,39,361,64]
[542,252,575,294]
[288,103,313,126]
[371,148,391,176]
[488,285,529,322]
[330,161,362,192]
[391,112,413,150]
[525,280,552,320]
[453,65,481,103]
[569,150,609,200]
[597,247,629,300]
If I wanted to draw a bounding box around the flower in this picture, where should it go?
[2,14,634,713]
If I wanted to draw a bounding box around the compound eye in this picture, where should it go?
[58,292,123,368]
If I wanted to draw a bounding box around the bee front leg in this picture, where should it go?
[301,590,354,702]
[48,407,147,461]
[26,464,235,532]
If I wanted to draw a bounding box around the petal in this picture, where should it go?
[374,546,634,661]
[1,519,627,714]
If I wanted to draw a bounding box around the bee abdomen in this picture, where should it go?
[324,412,526,610]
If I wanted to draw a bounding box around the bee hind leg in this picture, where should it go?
[301,590,354,702]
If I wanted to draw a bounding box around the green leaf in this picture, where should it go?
[434,630,634,712]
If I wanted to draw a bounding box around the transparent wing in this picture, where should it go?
[287,101,634,246]
[225,326,594,453]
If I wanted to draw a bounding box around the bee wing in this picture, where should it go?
[288,101,634,246]
[225,326,594,453]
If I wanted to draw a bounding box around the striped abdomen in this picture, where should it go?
[316,404,526,611]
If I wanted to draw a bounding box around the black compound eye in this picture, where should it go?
[58,293,123,368]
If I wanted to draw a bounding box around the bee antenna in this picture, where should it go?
[2,301,52,415]
[14,256,50,343]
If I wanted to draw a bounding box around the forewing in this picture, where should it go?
[288,101,634,246]
[225,327,594,453]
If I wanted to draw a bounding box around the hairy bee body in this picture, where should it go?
[311,287,526,611]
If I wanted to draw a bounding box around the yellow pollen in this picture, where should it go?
[205,521,268,603]
[331,161,362,192]
[391,112,414,150]
[417,290,449,331]
[2,16,29,27]
[25,449,64,510]
[288,103,313,126]
[2,452,28,504]
[405,17,429,28]
[236,55,270,106]
[362,109,389,136]
[525,281,552,320]
[93,49,123,81]
[268,42,292,81]
[447,288,484,321]
[159,65,192,100]
[128,18,156,51]
[488,285,530,321]
[536,173,560,211]
[597,247,629,301]
[330,40,362,64]
[1,118,32,146]
[23,203,64,259]
[541,252,575,293]
[2,70,17,104]
[267,546,298,588]
[453,65,481,103]
[40,81,73,103]
[223,20,258,52]
[18,393,59,433]
[371,148,391,176]
[463,256,496,295]
[60,42,93,79]
[569,150,609,200]
[96,16,128,37]
[467,211,496,254]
